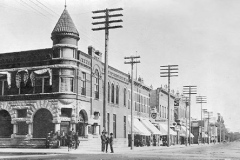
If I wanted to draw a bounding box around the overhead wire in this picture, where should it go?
[20,0,53,21]
[0,1,33,15]
[35,0,60,17]
[28,0,58,19]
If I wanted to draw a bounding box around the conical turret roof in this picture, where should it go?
[51,8,79,38]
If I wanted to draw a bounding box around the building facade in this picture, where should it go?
[0,7,154,147]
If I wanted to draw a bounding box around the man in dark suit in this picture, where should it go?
[109,133,114,153]
[101,130,107,152]
[105,134,109,153]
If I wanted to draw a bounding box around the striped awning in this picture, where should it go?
[128,116,151,136]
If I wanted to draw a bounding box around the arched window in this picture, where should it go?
[123,88,127,106]
[111,83,114,103]
[108,82,110,103]
[94,70,99,99]
[116,85,119,104]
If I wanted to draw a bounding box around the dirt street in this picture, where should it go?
[0,142,240,160]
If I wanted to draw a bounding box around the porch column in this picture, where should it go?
[95,125,99,135]
[11,122,17,138]
[85,125,89,137]
[13,123,17,134]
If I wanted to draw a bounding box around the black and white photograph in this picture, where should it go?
[0,0,240,159]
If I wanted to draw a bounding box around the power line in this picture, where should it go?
[35,0,60,17]
[29,0,58,18]
[0,1,33,14]
[20,0,50,19]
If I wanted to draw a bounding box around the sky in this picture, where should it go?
[0,0,239,132]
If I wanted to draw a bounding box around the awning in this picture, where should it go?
[203,133,208,138]
[179,126,187,137]
[30,68,52,86]
[158,123,177,136]
[128,116,151,136]
[180,126,194,138]
[140,119,161,135]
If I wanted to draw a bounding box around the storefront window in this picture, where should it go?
[17,122,28,135]
[113,114,116,138]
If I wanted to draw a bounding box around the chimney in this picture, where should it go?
[88,46,95,56]
[95,50,102,61]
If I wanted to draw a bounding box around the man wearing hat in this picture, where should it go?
[101,130,107,152]
[45,133,51,148]
[109,133,114,153]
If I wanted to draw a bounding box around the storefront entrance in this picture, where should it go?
[33,108,54,138]
[0,110,13,138]
[76,110,88,137]
[60,121,70,135]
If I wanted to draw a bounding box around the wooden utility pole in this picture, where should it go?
[183,86,197,146]
[183,96,190,146]
[160,65,178,147]
[92,8,123,131]
[124,56,140,150]
[196,96,207,144]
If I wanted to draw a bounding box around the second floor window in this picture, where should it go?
[111,83,114,103]
[60,77,73,92]
[123,88,126,106]
[94,70,99,99]
[35,77,51,93]
[0,80,8,95]
[108,82,110,103]
[116,85,119,104]
[81,72,86,95]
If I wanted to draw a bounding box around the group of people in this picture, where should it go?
[101,130,114,153]
[46,130,80,150]
[45,131,61,148]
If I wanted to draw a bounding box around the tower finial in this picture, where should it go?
[65,0,67,9]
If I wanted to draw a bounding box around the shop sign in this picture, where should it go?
[155,119,166,122]
[151,113,157,119]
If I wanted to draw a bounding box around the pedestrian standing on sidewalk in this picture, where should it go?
[109,133,114,153]
[105,134,109,153]
[101,130,107,152]
[46,133,51,148]
[74,132,79,150]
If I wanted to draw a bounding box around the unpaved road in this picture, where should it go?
[0,142,239,160]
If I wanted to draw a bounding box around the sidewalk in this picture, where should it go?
[0,143,215,155]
